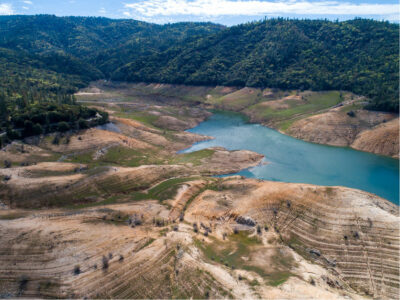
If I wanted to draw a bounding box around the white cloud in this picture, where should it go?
[22,0,33,4]
[22,6,29,10]
[99,7,106,14]
[123,0,398,18]
[0,3,13,15]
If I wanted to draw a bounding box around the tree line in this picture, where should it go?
[0,15,398,127]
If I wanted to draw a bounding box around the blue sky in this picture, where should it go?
[1,0,398,25]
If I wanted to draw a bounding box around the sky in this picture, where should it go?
[0,0,398,25]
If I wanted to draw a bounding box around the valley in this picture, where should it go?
[79,81,399,158]
[0,14,399,300]
[0,82,398,299]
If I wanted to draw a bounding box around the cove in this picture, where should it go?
[181,111,399,204]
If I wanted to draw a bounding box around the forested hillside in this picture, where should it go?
[0,15,222,99]
[114,18,399,112]
[0,15,221,142]
[0,15,398,119]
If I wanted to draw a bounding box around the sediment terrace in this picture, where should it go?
[78,81,399,158]
[0,86,398,299]
[0,178,398,298]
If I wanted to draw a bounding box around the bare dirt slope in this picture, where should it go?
[0,178,397,299]
[352,118,399,157]
[79,81,399,158]
[288,108,398,157]
[0,86,398,299]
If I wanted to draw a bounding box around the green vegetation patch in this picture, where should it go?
[0,212,29,220]
[216,88,262,111]
[246,91,343,129]
[170,149,215,166]
[147,177,201,202]
[137,238,156,251]
[114,111,160,129]
[194,232,294,286]
[66,146,162,168]
[1,102,109,146]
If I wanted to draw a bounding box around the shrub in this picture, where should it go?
[78,118,89,129]
[22,120,34,137]
[52,135,60,145]
[4,160,11,168]
[32,123,43,135]
[347,110,356,117]
[18,275,29,295]
[102,255,109,269]
[73,265,80,275]
[57,121,70,132]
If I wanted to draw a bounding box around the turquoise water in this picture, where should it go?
[181,112,399,204]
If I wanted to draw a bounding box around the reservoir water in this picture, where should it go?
[181,112,399,204]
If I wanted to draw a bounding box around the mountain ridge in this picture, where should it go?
[0,15,398,113]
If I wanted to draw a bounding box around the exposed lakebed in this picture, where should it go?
[181,112,399,204]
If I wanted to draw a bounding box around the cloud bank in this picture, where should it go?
[0,3,13,15]
[123,0,398,20]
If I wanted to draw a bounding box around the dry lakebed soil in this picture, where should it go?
[0,82,398,299]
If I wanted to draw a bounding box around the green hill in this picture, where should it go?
[0,15,398,116]
[113,18,399,112]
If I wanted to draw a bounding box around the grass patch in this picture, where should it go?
[269,272,291,286]
[195,231,294,286]
[137,238,155,251]
[340,102,364,114]
[170,149,215,166]
[114,111,159,129]
[66,146,163,168]
[147,177,200,202]
[194,232,262,272]
[0,212,28,220]
[246,91,342,128]
[212,88,262,111]
[24,169,77,178]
